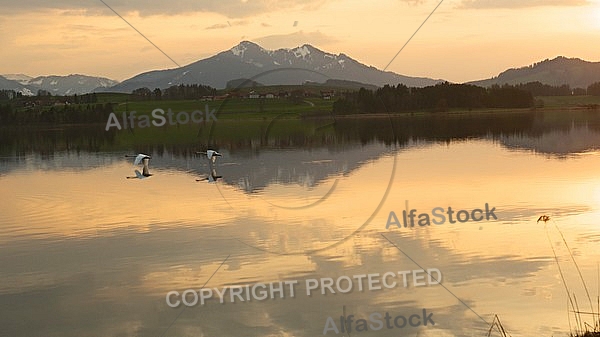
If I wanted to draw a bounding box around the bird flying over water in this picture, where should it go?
[125,153,152,178]
[125,153,151,165]
[196,150,222,162]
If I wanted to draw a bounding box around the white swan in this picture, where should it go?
[125,153,151,165]
[196,150,222,162]
[125,154,152,178]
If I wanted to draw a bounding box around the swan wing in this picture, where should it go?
[134,154,144,165]
[134,153,150,165]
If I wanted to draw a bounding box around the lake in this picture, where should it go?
[1,109,600,337]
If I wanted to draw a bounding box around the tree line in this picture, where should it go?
[588,82,600,96]
[2,80,599,125]
[131,84,217,100]
[333,82,534,114]
[515,81,600,96]
[515,82,573,96]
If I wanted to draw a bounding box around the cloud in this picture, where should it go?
[205,20,248,30]
[252,30,338,49]
[399,0,427,5]
[458,0,588,9]
[0,0,330,18]
[205,23,229,30]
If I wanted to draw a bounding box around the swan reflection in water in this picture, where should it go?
[196,163,222,183]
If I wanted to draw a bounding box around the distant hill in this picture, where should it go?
[469,56,600,89]
[0,74,118,96]
[27,74,118,95]
[102,41,443,93]
[226,78,264,88]
[304,79,379,91]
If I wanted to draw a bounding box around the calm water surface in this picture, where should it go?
[1,111,600,337]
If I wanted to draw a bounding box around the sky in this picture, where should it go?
[0,0,599,83]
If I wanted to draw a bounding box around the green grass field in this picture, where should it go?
[536,95,600,108]
[113,97,334,119]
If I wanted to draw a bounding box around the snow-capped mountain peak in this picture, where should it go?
[230,41,267,59]
[3,74,33,85]
[101,41,442,92]
[292,45,311,58]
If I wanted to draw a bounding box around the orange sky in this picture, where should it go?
[1,0,599,83]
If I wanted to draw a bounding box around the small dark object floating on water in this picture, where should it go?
[537,215,550,223]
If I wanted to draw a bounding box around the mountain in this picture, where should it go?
[225,78,264,88]
[469,56,600,89]
[0,74,118,96]
[305,79,379,91]
[26,74,118,95]
[0,75,35,96]
[6,52,598,96]
[103,41,442,93]
[3,74,33,85]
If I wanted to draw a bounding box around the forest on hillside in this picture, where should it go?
[332,82,534,114]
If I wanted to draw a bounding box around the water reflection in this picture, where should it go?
[196,162,222,183]
[492,123,600,156]
[1,110,600,337]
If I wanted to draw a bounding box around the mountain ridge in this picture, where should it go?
[469,56,600,89]
[101,41,444,93]
[0,73,119,96]
[3,44,600,95]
